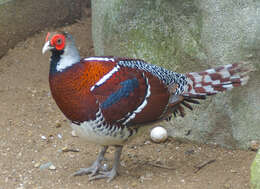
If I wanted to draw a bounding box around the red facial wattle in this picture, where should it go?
[50,34,66,51]
[45,32,50,42]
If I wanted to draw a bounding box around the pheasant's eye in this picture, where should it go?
[51,34,66,51]
[56,38,62,45]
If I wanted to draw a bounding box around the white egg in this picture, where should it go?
[150,126,168,143]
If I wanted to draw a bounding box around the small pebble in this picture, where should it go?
[132,182,137,187]
[62,146,68,152]
[34,162,41,168]
[41,135,47,140]
[71,130,77,137]
[250,140,260,151]
[224,182,231,189]
[55,122,62,128]
[39,162,52,170]
[144,140,151,145]
[57,133,62,139]
[49,165,56,170]
[17,152,22,157]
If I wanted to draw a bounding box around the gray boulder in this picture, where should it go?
[92,0,260,149]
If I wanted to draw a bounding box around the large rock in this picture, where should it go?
[92,0,260,149]
[251,151,260,189]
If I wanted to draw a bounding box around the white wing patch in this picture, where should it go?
[84,57,115,62]
[90,65,120,91]
[122,75,151,125]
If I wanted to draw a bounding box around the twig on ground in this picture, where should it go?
[146,162,176,170]
[62,148,80,152]
[194,159,216,173]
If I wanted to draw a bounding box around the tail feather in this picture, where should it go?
[181,101,193,110]
[183,98,201,104]
[167,95,205,118]
[166,62,254,119]
[184,62,253,96]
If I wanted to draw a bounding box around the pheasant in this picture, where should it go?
[42,31,252,182]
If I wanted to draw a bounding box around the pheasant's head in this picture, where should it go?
[42,32,80,72]
[42,32,68,54]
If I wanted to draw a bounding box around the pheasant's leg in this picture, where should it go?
[72,145,108,177]
[89,145,123,182]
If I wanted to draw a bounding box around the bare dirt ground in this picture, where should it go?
[0,16,256,189]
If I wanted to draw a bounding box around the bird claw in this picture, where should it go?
[72,146,121,182]
[72,161,103,177]
[72,162,109,177]
[72,167,98,177]
[89,169,117,183]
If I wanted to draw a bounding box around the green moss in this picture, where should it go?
[120,26,179,70]
[99,0,206,72]
[0,0,12,5]
[251,151,260,189]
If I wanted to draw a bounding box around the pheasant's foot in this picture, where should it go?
[72,166,99,177]
[89,145,123,182]
[72,146,108,177]
[89,168,118,182]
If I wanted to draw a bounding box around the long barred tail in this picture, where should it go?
[184,62,253,96]
[169,62,254,118]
